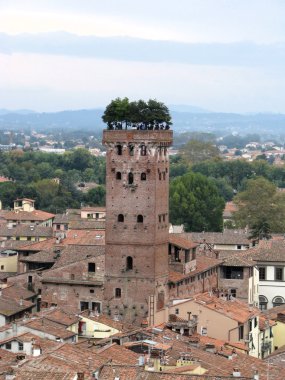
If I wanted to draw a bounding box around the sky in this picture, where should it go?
[0,0,285,113]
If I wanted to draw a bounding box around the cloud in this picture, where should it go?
[0,32,284,68]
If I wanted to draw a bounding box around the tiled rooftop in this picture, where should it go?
[4,210,55,222]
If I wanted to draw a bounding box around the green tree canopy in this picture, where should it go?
[102,98,172,129]
[170,172,225,232]
[179,140,220,164]
[233,177,285,233]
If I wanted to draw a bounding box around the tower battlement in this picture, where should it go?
[103,129,173,145]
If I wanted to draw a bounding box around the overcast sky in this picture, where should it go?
[1,0,285,112]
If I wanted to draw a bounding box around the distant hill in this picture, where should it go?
[0,107,285,138]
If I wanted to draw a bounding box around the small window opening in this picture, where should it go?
[116,145,122,155]
[141,173,146,181]
[116,172,122,180]
[141,145,147,156]
[115,288,121,298]
[129,145,134,156]
[88,263,96,272]
[159,215,161,223]
[128,172,134,184]
[126,256,133,270]
[159,173,162,180]
[137,215,144,223]
[118,214,124,222]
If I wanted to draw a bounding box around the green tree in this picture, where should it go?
[102,98,172,129]
[179,140,220,164]
[170,172,225,232]
[249,220,272,240]
[233,177,285,232]
[85,186,106,206]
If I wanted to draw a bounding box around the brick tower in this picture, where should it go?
[103,129,173,324]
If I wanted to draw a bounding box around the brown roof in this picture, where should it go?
[0,296,34,316]
[62,229,105,245]
[23,318,76,340]
[13,370,76,380]
[69,219,105,230]
[19,238,57,252]
[20,249,56,263]
[252,239,285,262]
[0,225,53,238]
[51,244,105,268]
[192,293,260,324]
[262,303,285,320]
[2,284,35,300]
[96,343,140,365]
[5,210,55,222]
[221,250,256,267]
[169,234,198,250]
[81,206,106,212]
[223,201,238,218]
[40,308,79,327]
[184,230,252,245]
[108,327,285,379]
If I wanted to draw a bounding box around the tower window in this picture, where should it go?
[129,145,134,156]
[141,173,146,181]
[88,263,96,272]
[137,215,144,223]
[159,173,162,180]
[128,172,134,184]
[118,214,124,222]
[116,145,123,155]
[126,256,133,270]
[115,288,121,298]
[141,145,147,156]
[116,172,122,180]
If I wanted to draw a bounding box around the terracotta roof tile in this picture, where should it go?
[0,225,53,238]
[4,210,55,222]
[169,235,198,250]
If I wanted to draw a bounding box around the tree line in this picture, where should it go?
[0,149,106,213]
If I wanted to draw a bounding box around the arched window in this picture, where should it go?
[128,172,134,185]
[126,256,133,270]
[141,173,146,181]
[116,145,122,155]
[259,295,268,310]
[141,145,147,156]
[273,296,285,307]
[118,214,124,222]
[115,288,121,298]
[137,215,143,223]
[116,172,122,180]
